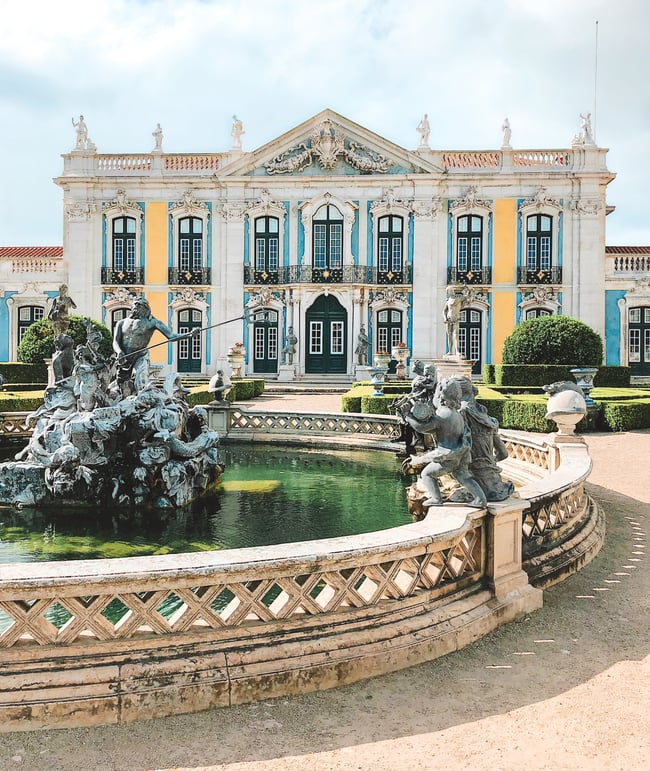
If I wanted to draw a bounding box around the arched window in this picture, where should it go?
[313,204,343,271]
[255,216,279,275]
[456,215,483,273]
[377,215,403,278]
[18,305,44,345]
[376,309,403,353]
[525,307,552,320]
[111,307,129,333]
[112,216,137,272]
[178,216,203,272]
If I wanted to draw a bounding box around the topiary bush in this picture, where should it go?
[17,315,113,364]
[502,315,603,366]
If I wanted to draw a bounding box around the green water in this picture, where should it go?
[0,443,411,564]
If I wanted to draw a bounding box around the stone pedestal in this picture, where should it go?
[206,404,231,434]
[277,364,296,381]
[431,355,473,381]
[354,364,373,382]
[486,498,532,600]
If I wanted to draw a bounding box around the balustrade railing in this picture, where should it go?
[96,155,153,172]
[227,409,399,439]
[441,151,500,169]
[168,267,212,285]
[611,255,650,273]
[101,266,145,285]
[512,151,571,167]
[244,264,412,286]
[517,266,562,285]
[9,258,61,274]
[447,266,492,285]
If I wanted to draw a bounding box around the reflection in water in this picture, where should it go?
[0,444,410,564]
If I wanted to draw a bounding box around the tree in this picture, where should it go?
[502,315,603,366]
[17,315,113,364]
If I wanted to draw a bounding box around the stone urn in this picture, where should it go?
[570,367,598,405]
[544,382,587,436]
[391,344,410,380]
[227,343,245,378]
[370,351,390,396]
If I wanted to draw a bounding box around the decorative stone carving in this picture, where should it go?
[370,188,410,213]
[231,115,245,150]
[219,201,248,221]
[103,190,142,217]
[248,287,284,307]
[449,186,492,214]
[245,189,286,217]
[65,201,97,221]
[411,198,440,218]
[519,186,561,213]
[572,112,595,146]
[443,287,463,357]
[370,288,407,306]
[570,198,602,216]
[264,118,391,174]
[71,115,95,152]
[168,189,210,218]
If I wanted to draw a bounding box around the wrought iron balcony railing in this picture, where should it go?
[168,267,212,285]
[447,266,492,285]
[517,266,562,285]
[101,267,145,285]
[244,264,412,286]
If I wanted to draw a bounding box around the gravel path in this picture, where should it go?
[1,395,648,771]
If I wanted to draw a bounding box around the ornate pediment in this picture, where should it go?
[449,186,492,214]
[519,186,562,213]
[103,190,142,216]
[168,189,210,218]
[264,118,392,175]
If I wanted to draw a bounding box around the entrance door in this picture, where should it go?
[458,308,482,376]
[253,309,279,374]
[629,306,650,376]
[177,309,202,373]
[305,295,347,374]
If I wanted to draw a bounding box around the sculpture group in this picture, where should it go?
[0,295,223,509]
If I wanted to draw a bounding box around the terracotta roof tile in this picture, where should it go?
[0,246,63,258]
[605,245,650,254]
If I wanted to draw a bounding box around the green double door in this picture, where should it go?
[305,295,347,374]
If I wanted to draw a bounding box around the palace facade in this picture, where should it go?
[2,108,649,378]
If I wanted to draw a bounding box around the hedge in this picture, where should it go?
[484,364,631,389]
[594,366,631,388]
[595,399,650,431]
[0,363,48,384]
[227,378,265,401]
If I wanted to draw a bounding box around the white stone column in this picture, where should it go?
[486,498,538,601]
[411,198,440,362]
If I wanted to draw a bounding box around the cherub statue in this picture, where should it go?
[401,377,486,509]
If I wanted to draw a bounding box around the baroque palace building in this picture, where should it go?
[1,108,649,378]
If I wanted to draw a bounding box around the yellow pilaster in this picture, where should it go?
[145,291,171,365]
[491,291,515,364]
[145,202,168,284]
[493,199,516,284]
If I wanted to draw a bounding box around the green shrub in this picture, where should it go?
[482,364,496,384]
[494,364,575,387]
[228,379,256,401]
[597,399,650,431]
[17,315,113,364]
[252,379,265,397]
[594,366,631,388]
[0,362,48,384]
[0,392,45,412]
[186,387,213,408]
[502,315,603,366]
[360,394,393,415]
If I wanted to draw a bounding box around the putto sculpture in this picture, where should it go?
[0,299,223,509]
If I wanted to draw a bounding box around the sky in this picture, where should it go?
[1,0,649,247]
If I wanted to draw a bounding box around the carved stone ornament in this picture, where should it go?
[65,201,97,221]
[524,287,557,304]
[519,186,561,213]
[245,189,286,218]
[173,288,204,305]
[570,198,602,216]
[103,190,142,216]
[461,287,489,306]
[264,118,392,175]
[249,287,284,307]
[449,186,492,213]
[370,189,411,214]
[219,201,248,221]
[411,198,440,219]
[168,190,210,218]
[105,287,139,306]
[370,288,407,306]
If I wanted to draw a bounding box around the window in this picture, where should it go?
[112,217,136,271]
[377,309,402,352]
[255,217,279,273]
[17,305,44,345]
[179,217,203,271]
[456,215,483,271]
[310,322,323,354]
[313,204,343,270]
[525,308,552,320]
[377,215,403,273]
[111,308,128,333]
[526,214,552,271]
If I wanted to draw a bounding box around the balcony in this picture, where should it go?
[244,264,412,286]
[168,267,212,285]
[517,266,562,285]
[447,267,492,285]
[101,266,145,285]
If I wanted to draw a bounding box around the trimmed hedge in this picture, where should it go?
[493,364,575,387]
[596,399,650,431]
[0,391,45,412]
[594,366,631,387]
[227,378,265,401]
[360,394,394,415]
[0,363,48,384]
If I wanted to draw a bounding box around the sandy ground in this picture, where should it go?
[1,392,649,771]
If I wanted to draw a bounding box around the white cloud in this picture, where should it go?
[1,0,649,244]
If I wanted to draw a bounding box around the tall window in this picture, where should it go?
[313,204,343,270]
[526,214,552,271]
[111,308,129,333]
[112,217,136,271]
[179,217,203,271]
[255,216,279,273]
[17,306,44,345]
[525,308,552,320]
[377,215,403,273]
[376,309,402,352]
[456,215,483,271]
